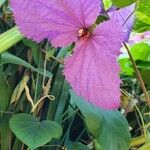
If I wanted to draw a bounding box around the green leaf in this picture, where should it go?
[137,60,150,70]
[96,15,108,25]
[70,90,131,150]
[0,27,23,54]
[134,18,150,33]
[111,0,135,8]
[71,142,90,150]
[130,43,150,61]
[129,43,150,84]
[136,61,150,84]
[0,0,6,7]
[134,0,150,32]
[136,0,150,25]
[119,58,134,75]
[119,43,150,76]
[0,52,52,78]
[0,68,13,150]
[10,113,62,150]
[103,0,112,10]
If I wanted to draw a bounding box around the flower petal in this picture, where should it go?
[109,4,135,41]
[62,0,101,27]
[64,19,124,109]
[10,0,101,46]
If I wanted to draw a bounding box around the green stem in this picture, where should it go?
[0,27,23,54]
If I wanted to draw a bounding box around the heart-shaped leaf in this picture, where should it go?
[70,90,131,150]
[10,113,62,150]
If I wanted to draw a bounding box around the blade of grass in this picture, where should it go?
[47,67,65,121]
[0,67,14,150]
[0,52,52,78]
[54,81,70,123]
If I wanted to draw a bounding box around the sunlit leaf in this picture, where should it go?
[130,43,150,61]
[119,58,134,75]
[136,0,150,25]
[111,0,135,8]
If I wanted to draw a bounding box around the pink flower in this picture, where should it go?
[129,31,150,44]
[11,0,124,109]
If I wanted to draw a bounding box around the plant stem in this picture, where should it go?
[0,27,23,54]
[123,42,150,108]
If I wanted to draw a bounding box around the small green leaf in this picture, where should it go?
[119,58,134,75]
[111,0,135,8]
[10,113,62,150]
[70,90,131,150]
[103,0,112,10]
[130,43,150,61]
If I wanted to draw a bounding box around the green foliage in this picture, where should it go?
[119,43,150,77]
[0,52,52,78]
[136,0,150,25]
[111,0,135,8]
[119,58,134,75]
[119,42,150,85]
[134,0,150,32]
[71,142,90,150]
[23,39,40,65]
[0,68,14,150]
[0,0,150,150]
[10,113,62,150]
[0,0,6,7]
[134,19,150,33]
[70,90,131,150]
[103,0,112,10]
[130,43,150,61]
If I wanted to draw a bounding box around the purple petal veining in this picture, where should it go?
[109,4,135,41]
[11,0,125,109]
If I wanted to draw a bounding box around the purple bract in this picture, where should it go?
[11,0,125,109]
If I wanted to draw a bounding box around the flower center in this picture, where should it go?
[78,28,90,38]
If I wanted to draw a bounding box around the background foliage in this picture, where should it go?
[0,0,150,150]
